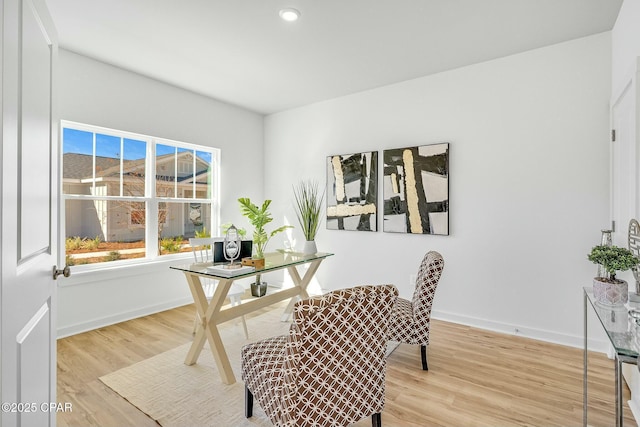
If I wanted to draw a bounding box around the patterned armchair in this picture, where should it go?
[241,285,398,427]
[387,251,444,370]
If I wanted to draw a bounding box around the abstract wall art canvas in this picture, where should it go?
[383,143,449,235]
[326,151,378,231]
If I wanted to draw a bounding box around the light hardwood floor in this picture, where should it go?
[57,302,636,427]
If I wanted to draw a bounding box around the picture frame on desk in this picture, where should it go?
[212,239,253,263]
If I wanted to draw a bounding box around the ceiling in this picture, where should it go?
[45,0,623,115]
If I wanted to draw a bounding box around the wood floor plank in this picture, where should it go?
[57,303,637,426]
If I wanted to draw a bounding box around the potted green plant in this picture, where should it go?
[293,180,325,254]
[238,197,292,296]
[588,245,639,306]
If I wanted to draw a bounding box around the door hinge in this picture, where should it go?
[612,129,616,142]
[612,220,616,232]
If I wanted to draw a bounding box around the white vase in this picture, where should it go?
[593,277,628,306]
[303,240,317,255]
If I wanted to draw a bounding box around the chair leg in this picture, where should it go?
[240,315,249,339]
[245,385,253,418]
[372,412,381,427]
[231,295,249,339]
[421,345,428,371]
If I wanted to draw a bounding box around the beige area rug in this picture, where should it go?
[100,309,400,427]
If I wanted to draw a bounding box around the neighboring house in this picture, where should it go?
[63,150,211,243]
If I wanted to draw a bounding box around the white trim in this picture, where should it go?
[58,253,192,285]
[431,308,609,352]
[609,57,640,233]
[56,296,193,338]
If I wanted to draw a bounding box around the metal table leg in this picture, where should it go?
[616,356,623,427]
[584,290,588,427]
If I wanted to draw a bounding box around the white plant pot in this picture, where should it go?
[303,240,317,255]
[593,277,628,306]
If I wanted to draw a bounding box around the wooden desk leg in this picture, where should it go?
[204,320,236,384]
[281,259,322,321]
[206,278,237,384]
[184,273,209,365]
[184,274,237,384]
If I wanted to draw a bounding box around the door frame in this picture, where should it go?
[610,57,640,245]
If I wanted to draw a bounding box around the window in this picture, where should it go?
[61,121,219,268]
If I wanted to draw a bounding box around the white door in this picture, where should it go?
[611,67,639,248]
[1,0,60,426]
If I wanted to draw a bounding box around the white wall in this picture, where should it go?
[57,50,264,337]
[264,33,612,349]
[612,0,640,93]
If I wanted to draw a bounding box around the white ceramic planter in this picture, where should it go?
[593,277,628,306]
[303,240,317,255]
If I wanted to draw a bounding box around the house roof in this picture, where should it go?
[63,153,121,180]
[63,152,210,183]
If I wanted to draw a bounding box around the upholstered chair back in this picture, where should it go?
[286,285,398,426]
[410,251,445,343]
[242,285,398,426]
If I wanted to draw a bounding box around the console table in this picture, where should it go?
[171,251,333,385]
[584,287,639,427]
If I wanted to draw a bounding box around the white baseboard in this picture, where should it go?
[431,308,609,352]
[56,296,193,339]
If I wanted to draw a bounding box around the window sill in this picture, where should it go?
[57,253,193,288]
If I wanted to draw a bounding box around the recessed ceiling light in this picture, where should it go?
[279,8,300,22]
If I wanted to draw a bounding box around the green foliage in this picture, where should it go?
[65,236,83,251]
[160,236,183,253]
[66,235,101,251]
[220,223,247,239]
[293,180,324,241]
[194,227,210,238]
[105,251,122,262]
[238,198,292,259]
[588,245,639,280]
[81,236,101,250]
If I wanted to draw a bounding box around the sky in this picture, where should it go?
[62,127,212,163]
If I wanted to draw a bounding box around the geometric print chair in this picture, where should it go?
[241,284,398,427]
[387,251,444,371]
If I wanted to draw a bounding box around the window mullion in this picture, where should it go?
[91,132,96,195]
[212,151,219,235]
[147,141,159,257]
[192,151,196,198]
[174,146,178,198]
[119,137,124,197]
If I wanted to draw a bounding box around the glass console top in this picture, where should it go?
[585,287,640,358]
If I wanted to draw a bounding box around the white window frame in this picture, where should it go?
[60,120,220,272]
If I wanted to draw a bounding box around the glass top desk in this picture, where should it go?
[584,287,640,427]
[171,251,334,385]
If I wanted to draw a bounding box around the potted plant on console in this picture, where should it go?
[588,244,639,306]
[238,197,292,297]
[293,180,324,254]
